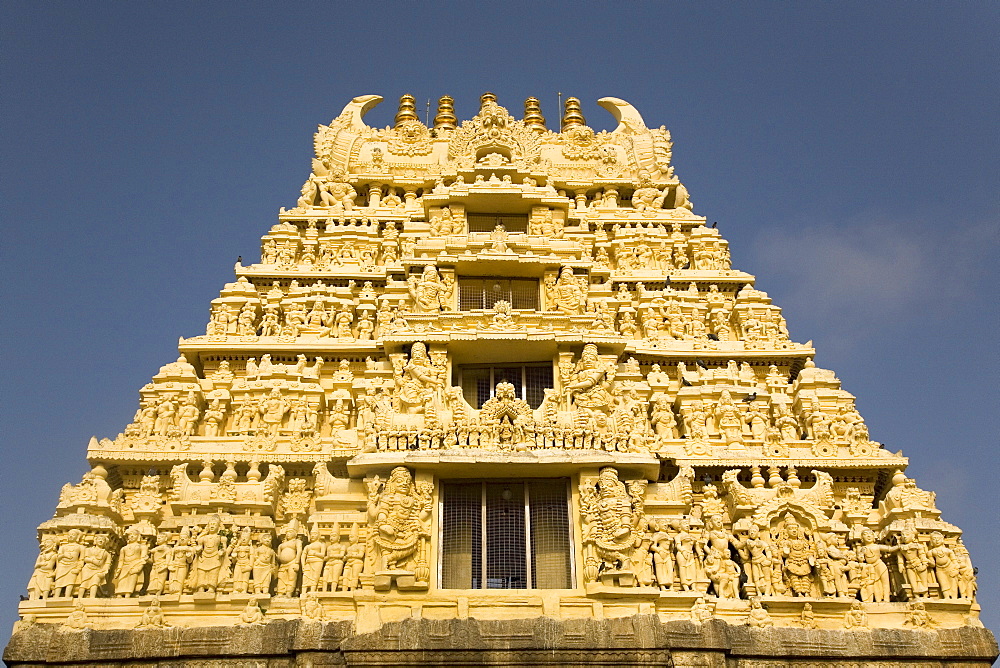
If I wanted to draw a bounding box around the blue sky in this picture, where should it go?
[2,1,997,634]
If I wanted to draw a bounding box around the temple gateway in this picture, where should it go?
[5,93,996,667]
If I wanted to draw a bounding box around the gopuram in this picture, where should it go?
[6,93,996,668]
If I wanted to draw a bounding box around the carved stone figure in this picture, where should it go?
[857,528,892,603]
[27,536,58,600]
[252,534,276,595]
[928,531,960,599]
[366,467,432,582]
[52,530,85,597]
[77,535,111,598]
[407,265,452,313]
[114,530,149,597]
[547,267,586,314]
[135,597,169,629]
[746,597,773,628]
[778,516,815,597]
[193,516,227,593]
[844,599,869,629]
[300,528,327,594]
[239,597,265,624]
[168,528,195,594]
[229,527,254,594]
[579,468,644,585]
[275,524,303,597]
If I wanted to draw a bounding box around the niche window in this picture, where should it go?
[456,363,553,409]
[458,277,539,311]
[440,480,573,589]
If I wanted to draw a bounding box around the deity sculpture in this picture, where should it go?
[565,344,613,426]
[27,536,58,599]
[252,533,277,596]
[855,528,893,603]
[366,467,432,581]
[275,524,303,597]
[895,524,931,599]
[844,599,869,630]
[77,535,111,598]
[52,530,85,597]
[168,528,195,594]
[393,342,442,418]
[928,531,960,599]
[747,597,773,628]
[228,527,254,594]
[778,516,815,597]
[407,265,452,313]
[135,597,168,629]
[579,468,644,584]
[113,530,149,597]
[546,267,586,314]
[630,175,666,212]
[259,388,290,436]
[300,528,327,594]
[193,516,228,593]
[239,597,265,624]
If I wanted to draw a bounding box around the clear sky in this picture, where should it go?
[2,1,997,635]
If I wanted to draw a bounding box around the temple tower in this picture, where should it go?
[5,93,996,667]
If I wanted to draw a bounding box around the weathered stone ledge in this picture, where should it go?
[5,615,997,667]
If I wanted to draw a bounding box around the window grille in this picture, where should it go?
[528,480,572,589]
[458,277,539,311]
[440,479,571,590]
[467,213,529,233]
[440,483,482,589]
[457,363,553,409]
[485,483,527,588]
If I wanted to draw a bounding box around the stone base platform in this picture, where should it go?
[5,616,997,667]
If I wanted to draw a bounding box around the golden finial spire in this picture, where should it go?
[394,94,419,127]
[480,92,497,110]
[523,97,546,132]
[433,95,457,131]
[562,96,586,129]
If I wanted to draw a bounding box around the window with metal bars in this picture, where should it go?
[456,364,553,409]
[467,213,529,233]
[457,277,539,311]
[440,480,572,589]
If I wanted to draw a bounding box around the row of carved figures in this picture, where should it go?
[128,353,864,454]
[31,479,975,605]
[27,521,370,601]
[258,223,730,275]
[293,167,698,215]
[579,469,975,604]
[583,511,976,603]
[30,590,938,633]
[263,217,717,253]
[206,284,785,346]
[32,467,432,601]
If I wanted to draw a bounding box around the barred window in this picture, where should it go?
[440,480,572,590]
[456,363,553,409]
[458,277,539,310]
[467,213,529,233]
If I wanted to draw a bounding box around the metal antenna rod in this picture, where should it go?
[425,99,431,126]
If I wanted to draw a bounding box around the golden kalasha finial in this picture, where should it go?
[562,96,586,129]
[523,97,546,132]
[480,92,497,110]
[394,94,419,127]
[433,95,457,132]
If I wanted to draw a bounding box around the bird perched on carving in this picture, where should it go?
[742,392,757,403]
[711,222,718,229]
[237,255,243,264]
